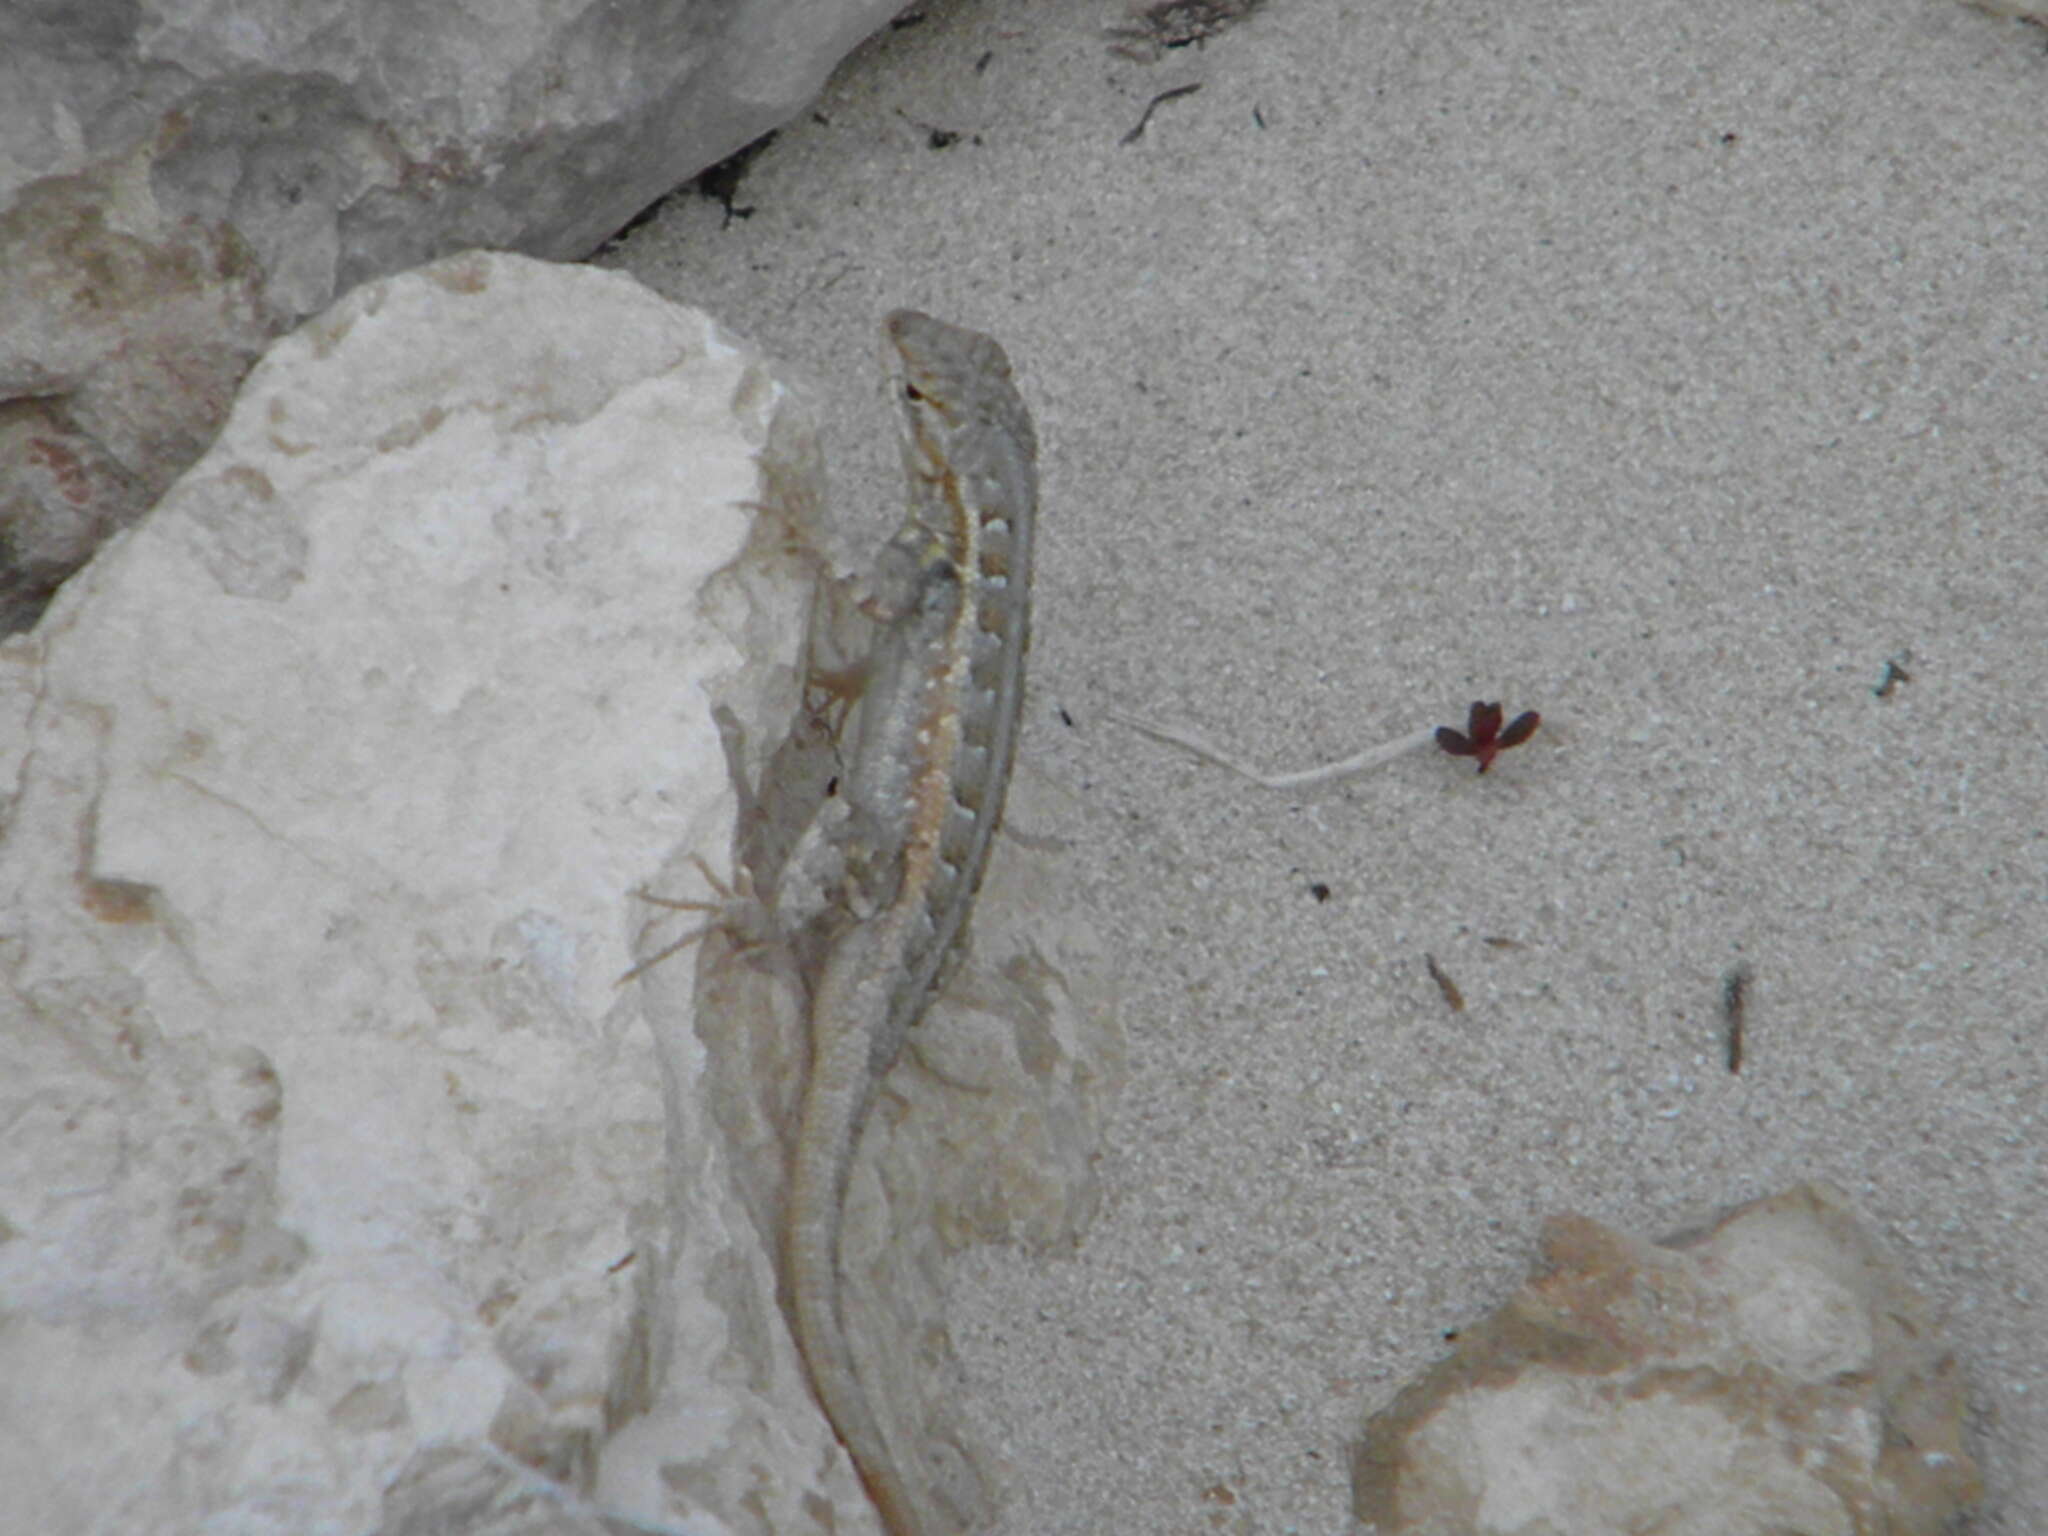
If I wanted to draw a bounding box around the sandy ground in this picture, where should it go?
[597,1,2048,1529]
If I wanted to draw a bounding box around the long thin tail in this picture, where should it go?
[787,929,929,1535]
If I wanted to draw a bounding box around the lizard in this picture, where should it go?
[783,309,1038,1536]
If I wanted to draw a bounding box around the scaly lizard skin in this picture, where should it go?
[785,310,1038,1535]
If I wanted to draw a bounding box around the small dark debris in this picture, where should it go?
[895,108,964,149]
[1720,131,1739,145]
[1121,82,1202,145]
[607,1250,638,1274]
[1481,935,1525,951]
[1108,0,1268,62]
[589,191,677,256]
[975,50,994,73]
[1252,103,1266,129]
[1308,882,1332,903]
[1424,953,1465,1014]
[1874,652,1913,700]
[1059,706,1076,728]
[693,131,780,227]
[1721,965,1751,1074]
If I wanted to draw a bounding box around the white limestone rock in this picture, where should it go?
[0,248,785,1534]
[1352,1182,1981,1536]
[0,0,908,631]
[0,251,1117,1535]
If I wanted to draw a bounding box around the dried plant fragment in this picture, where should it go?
[1108,0,1268,62]
[1434,701,1540,775]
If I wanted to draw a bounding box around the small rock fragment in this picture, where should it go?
[1353,1182,1979,1536]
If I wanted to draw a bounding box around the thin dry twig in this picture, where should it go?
[1109,709,1438,789]
[1120,82,1203,145]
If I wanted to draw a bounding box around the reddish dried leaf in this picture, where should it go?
[1498,710,1541,750]
[1435,700,1539,774]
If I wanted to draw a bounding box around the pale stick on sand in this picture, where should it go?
[1109,709,1439,789]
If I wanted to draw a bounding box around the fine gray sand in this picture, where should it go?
[599,1,2048,1529]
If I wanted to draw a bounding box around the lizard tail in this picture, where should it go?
[787,928,930,1536]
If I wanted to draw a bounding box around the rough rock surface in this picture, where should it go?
[0,252,1116,1535]
[1353,1182,1980,1536]
[0,0,907,633]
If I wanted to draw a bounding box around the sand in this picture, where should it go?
[599,2,2048,1528]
